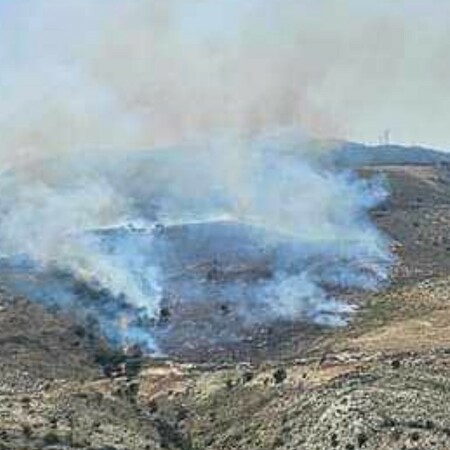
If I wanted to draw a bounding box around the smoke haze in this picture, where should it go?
[0,0,397,350]
[2,0,450,163]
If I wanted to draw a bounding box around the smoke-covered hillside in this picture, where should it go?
[324,141,450,168]
[1,1,450,449]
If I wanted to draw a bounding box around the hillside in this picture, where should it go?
[325,141,450,168]
[1,144,450,449]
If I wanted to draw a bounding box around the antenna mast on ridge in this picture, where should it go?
[383,129,391,146]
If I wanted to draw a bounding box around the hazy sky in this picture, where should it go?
[1,0,450,152]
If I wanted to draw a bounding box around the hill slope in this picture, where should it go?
[1,143,450,449]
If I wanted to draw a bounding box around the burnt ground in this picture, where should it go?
[135,161,450,363]
[1,157,450,449]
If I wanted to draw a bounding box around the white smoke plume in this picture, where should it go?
[0,0,394,350]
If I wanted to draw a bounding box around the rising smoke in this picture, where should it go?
[0,0,393,351]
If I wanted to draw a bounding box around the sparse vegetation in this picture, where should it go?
[0,161,450,449]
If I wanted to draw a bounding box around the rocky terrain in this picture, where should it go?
[1,145,450,449]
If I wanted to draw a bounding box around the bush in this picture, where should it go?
[21,424,32,438]
[273,368,287,384]
[42,431,60,445]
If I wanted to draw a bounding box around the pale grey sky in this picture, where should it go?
[1,0,450,155]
